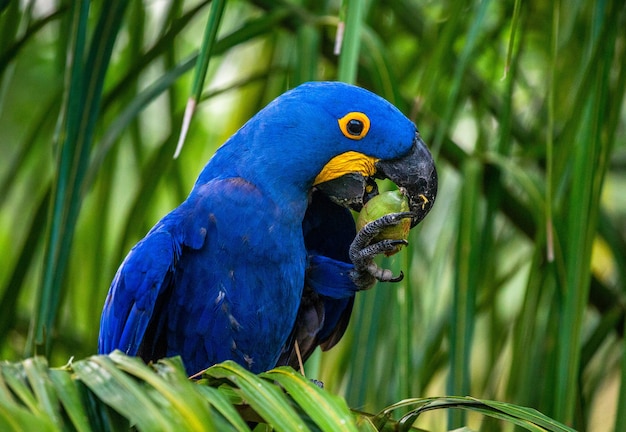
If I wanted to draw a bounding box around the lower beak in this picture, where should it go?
[314,174,378,212]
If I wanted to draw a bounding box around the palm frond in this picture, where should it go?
[0,353,576,432]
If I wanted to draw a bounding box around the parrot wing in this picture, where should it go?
[99,177,303,374]
[98,200,208,360]
[98,229,179,357]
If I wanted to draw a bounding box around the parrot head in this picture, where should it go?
[303,82,438,227]
[203,81,437,225]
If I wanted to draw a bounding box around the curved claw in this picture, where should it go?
[389,271,404,283]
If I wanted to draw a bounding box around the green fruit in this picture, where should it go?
[356,190,411,256]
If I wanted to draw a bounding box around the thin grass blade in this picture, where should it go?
[337,0,365,84]
[174,0,226,158]
[448,158,481,428]
[29,0,129,355]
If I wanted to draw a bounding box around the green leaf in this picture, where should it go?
[378,396,577,432]
[72,355,173,430]
[205,361,310,432]
[22,357,62,426]
[109,351,216,431]
[261,367,358,432]
[48,368,91,432]
[194,385,250,432]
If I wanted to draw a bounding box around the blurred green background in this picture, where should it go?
[0,0,625,430]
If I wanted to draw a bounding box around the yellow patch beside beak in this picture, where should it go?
[313,151,379,185]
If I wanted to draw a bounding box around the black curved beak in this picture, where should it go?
[374,132,438,227]
[314,131,437,226]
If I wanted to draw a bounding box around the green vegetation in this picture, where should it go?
[0,1,624,430]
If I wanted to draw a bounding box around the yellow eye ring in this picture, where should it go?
[338,112,370,140]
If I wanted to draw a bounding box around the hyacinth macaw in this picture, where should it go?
[98,81,437,375]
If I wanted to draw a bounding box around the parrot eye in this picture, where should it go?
[347,120,363,135]
[338,112,370,140]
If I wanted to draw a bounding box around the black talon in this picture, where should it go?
[390,239,409,248]
[389,271,404,283]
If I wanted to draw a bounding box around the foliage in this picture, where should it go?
[0,351,575,432]
[0,0,625,430]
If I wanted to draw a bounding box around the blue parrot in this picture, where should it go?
[98,81,437,375]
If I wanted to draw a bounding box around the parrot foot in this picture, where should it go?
[349,211,414,289]
[310,379,324,389]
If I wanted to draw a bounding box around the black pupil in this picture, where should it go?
[346,119,364,135]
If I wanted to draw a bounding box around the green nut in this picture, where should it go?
[356,190,411,256]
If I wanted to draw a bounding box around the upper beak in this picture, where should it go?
[374,132,437,227]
